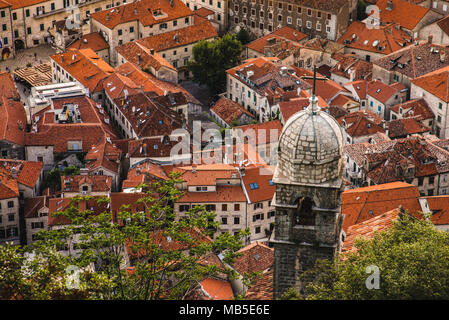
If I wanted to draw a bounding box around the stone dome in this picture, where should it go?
[274,97,344,186]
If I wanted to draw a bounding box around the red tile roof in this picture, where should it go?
[342,207,401,253]
[246,26,307,55]
[116,41,176,72]
[233,120,282,146]
[341,182,422,231]
[50,49,114,93]
[5,0,46,9]
[24,196,49,219]
[91,0,193,29]
[244,268,273,300]
[241,165,275,203]
[210,97,255,126]
[411,65,449,102]
[367,79,403,104]
[338,111,385,138]
[85,135,122,173]
[389,99,434,121]
[375,0,430,31]
[423,196,449,225]
[0,72,27,146]
[61,175,112,193]
[26,96,118,153]
[233,242,273,275]
[0,159,43,189]
[386,118,431,139]
[198,278,234,300]
[122,18,217,53]
[373,43,449,80]
[0,166,19,200]
[337,22,412,55]
[67,32,109,52]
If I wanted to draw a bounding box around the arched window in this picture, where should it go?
[294,197,315,226]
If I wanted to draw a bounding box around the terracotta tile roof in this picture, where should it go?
[227,57,311,103]
[0,72,27,146]
[345,79,368,100]
[24,196,50,219]
[330,53,373,81]
[26,96,118,152]
[90,0,193,29]
[124,18,217,53]
[342,207,401,253]
[0,166,19,200]
[233,242,273,275]
[50,49,114,93]
[244,268,273,300]
[178,164,237,186]
[366,79,403,104]
[423,196,449,225]
[279,96,328,122]
[375,0,430,31]
[61,175,112,193]
[198,278,234,300]
[386,118,431,139]
[341,182,421,231]
[0,1,10,9]
[48,196,109,226]
[291,66,349,103]
[246,26,307,55]
[389,99,434,120]
[123,160,170,189]
[85,135,122,173]
[436,15,449,37]
[112,92,186,138]
[373,43,449,80]
[114,62,199,103]
[411,65,449,102]
[241,165,275,203]
[330,94,358,108]
[345,136,449,185]
[233,120,282,146]
[0,159,43,188]
[67,32,109,52]
[116,41,176,72]
[5,0,46,9]
[338,111,385,138]
[194,7,214,17]
[179,185,247,203]
[127,136,180,159]
[299,38,345,54]
[210,97,255,126]
[337,22,412,55]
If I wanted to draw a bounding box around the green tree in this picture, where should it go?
[3,173,249,300]
[357,0,368,21]
[63,165,80,176]
[301,214,449,299]
[237,28,251,45]
[187,33,242,93]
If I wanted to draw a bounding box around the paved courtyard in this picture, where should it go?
[0,44,56,72]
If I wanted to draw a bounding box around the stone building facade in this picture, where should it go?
[271,95,345,298]
[228,0,349,41]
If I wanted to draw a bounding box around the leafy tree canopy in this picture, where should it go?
[187,33,242,94]
[1,174,251,300]
[301,214,449,299]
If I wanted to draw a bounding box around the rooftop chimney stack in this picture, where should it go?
[428,34,433,44]
[386,0,393,10]
[137,53,141,65]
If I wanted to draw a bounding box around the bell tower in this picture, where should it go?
[271,82,345,298]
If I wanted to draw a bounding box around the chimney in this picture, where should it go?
[137,53,141,65]
[150,48,154,55]
[386,0,393,10]
[441,51,446,62]
[80,168,89,176]
[169,0,174,7]
[61,55,64,63]
[106,13,110,21]
[428,34,433,44]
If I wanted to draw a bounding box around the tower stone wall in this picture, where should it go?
[271,96,344,298]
